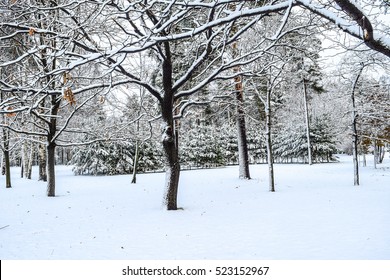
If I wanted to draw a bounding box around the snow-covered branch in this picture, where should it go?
[297,0,390,57]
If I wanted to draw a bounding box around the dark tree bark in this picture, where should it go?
[45,3,60,193]
[235,76,251,179]
[131,140,139,184]
[352,105,359,186]
[378,144,385,164]
[162,123,180,210]
[161,98,180,210]
[373,140,378,169]
[232,37,250,179]
[47,142,56,197]
[4,148,11,188]
[1,91,11,188]
[266,86,275,192]
[2,128,11,188]
[161,43,180,210]
[46,94,60,197]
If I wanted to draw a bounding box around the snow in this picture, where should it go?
[0,154,389,260]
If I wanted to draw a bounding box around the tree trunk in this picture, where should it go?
[161,95,180,210]
[303,79,313,165]
[2,125,11,188]
[235,75,251,179]
[46,93,60,197]
[26,143,34,179]
[362,153,366,167]
[47,142,56,197]
[232,36,251,179]
[351,105,359,186]
[351,68,362,186]
[20,158,23,178]
[162,121,180,210]
[266,88,275,192]
[161,42,180,210]
[22,141,34,179]
[1,90,11,188]
[378,145,385,164]
[22,141,29,179]
[4,149,11,188]
[131,140,140,184]
[38,142,47,181]
[373,140,377,169]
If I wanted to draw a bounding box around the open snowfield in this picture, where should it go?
[0,154,389,260]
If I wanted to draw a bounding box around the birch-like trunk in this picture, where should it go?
[351,67,363,186]
[22,141,29,179]
[38,142,47,181]
[26,143,33,179]
[362,153,366,167]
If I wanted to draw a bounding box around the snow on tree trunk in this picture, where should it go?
[162,124,180,210]
[159,41,181,210]
[303,79,313,165]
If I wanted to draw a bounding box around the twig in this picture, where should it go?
[0,225,10,230]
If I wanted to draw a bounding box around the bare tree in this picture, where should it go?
[350,65,364,186]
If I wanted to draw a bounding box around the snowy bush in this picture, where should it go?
[273,115,338,163]
[71,140,164,175]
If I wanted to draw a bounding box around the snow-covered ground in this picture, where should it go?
[0,154,389,260]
